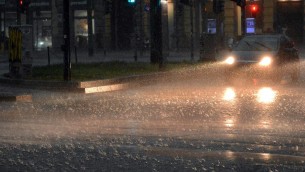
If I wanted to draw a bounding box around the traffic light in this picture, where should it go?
[250,4,258,18]
[18,0,31,13]
[213,0,224,14]
[128,0,136,4]
[17,0,23,11]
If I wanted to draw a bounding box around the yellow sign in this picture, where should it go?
[8,27,23,62]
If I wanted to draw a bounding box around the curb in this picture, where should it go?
[0,92,32,102]
[0,72,170,94]
[0,65,217,95]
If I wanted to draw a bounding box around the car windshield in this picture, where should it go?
[234,36,279,51]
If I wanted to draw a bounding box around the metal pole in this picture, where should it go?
[139,0,144,57]
[47,46,50,66]
[174,0,179,51]
[74,46,78,64]
[150,0,163,68]
[63,0,71,81]
[16,0,21,25]
[133,2,138,62]
[190,0,194,62]
[0,7,2,33]
[26,3,30,24]
[4,1,6,35]
[242,5,246,35]
[87,0,94,56]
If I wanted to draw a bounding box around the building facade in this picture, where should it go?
[223,0,304,44]
[0,0,304,52]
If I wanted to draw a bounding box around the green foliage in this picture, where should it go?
[32,61,198,81]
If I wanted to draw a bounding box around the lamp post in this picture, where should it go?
[87,0,94,56]
[63,0,71,81]
[133,0,138,61]
[160,0,169,63]
[16,0,21,25]
[190,0,194,62]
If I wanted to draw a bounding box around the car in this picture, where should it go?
[222,34,300,83]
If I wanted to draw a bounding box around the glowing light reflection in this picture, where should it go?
[259,56,272,66]
[260,120,271,129]
[225,119,235,128]
[223,88,236,101]
[225,150,235,160]
[260,153,271,161]
[257,87,277,104]
[224,56,235,65]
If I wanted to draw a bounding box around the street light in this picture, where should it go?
[161,0,167,4]
[87,0,94,57]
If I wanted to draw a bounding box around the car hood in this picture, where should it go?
[231,51,277,63]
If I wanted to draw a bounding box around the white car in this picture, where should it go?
[223,34,300,83]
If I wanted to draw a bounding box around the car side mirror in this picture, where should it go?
[227,38,238,51]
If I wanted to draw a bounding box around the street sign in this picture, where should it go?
[246,18,255,34]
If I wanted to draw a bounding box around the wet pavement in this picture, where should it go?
[1,64,305,171]
[0,48,305,171]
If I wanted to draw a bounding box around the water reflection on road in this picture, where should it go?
[1,74,305,170]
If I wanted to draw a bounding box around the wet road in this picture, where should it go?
[1,66,305,171]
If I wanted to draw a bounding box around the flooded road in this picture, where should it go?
[1,69,305,171]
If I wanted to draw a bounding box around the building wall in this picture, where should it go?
[47,0,305,51]
[263,0,274,32]
[223,0,305,43]
[4,0,305,52]
[224,1,235,39]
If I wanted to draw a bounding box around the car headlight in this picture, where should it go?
[224,56,235,65]
[259,56,272,66]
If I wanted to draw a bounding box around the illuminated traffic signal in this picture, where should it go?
[128,0,136,4]
[250,4,258,18]
[213,0,224,14]
[17,0,23,11]
[18,0,31,13]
